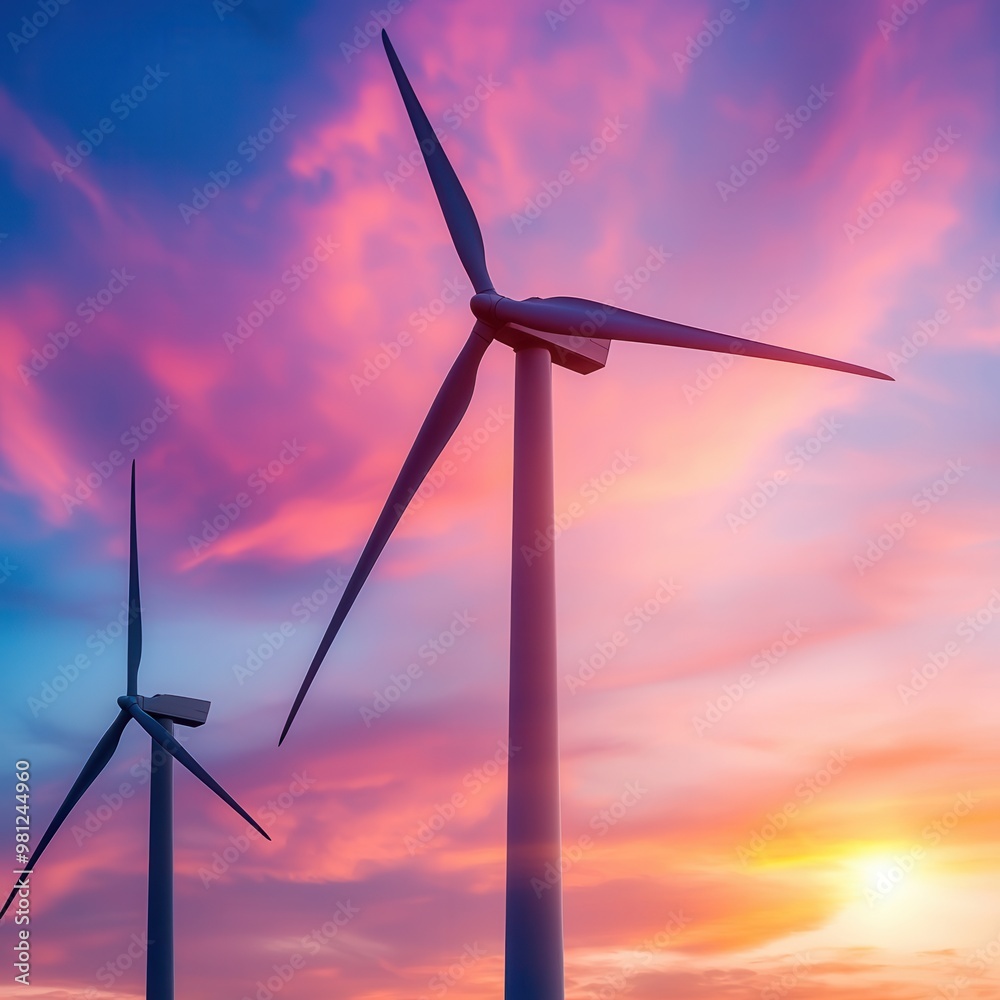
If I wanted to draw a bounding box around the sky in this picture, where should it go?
[1,0,999,997]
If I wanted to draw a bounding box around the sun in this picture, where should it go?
[838,845,932,913]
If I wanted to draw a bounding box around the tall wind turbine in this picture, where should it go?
[281,31,892,999]
[2,462,269,1000]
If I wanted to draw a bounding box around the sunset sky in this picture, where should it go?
[1,0,999,997]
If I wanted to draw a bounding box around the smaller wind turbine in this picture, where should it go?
[1,462,269,1000]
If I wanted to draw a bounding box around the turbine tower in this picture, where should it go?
[281,32,892,999]
[2,462,269,1000]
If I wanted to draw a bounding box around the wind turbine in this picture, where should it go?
[2,462,269,1000]
[280,31,892,999]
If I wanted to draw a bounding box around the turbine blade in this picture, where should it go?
[381,30,494,294]
[123,701,270,841]
[1,709,130,920]
[496,296,894,381]
[127,461,141,697]
[280,322,494,744]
